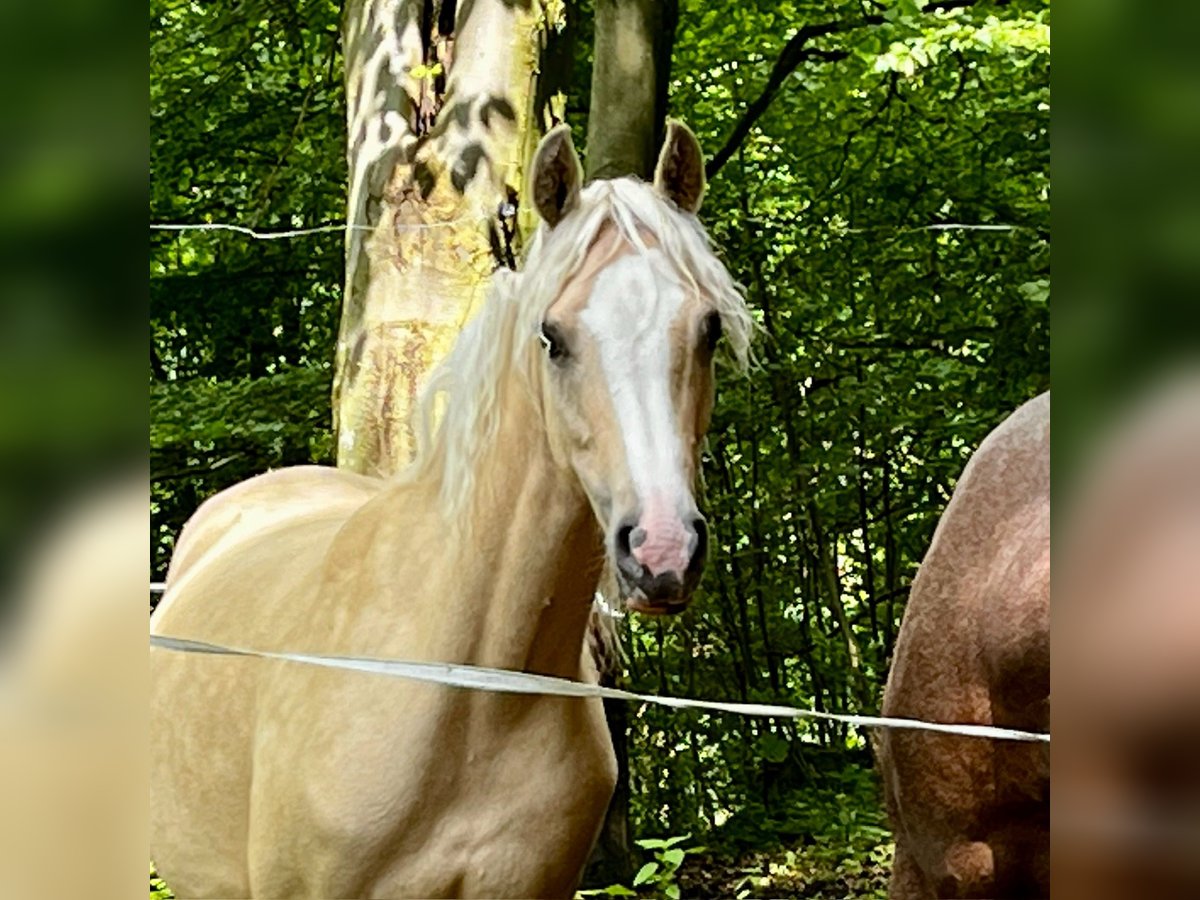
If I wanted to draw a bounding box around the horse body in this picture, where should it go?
[162,466,382,585]
[153,427,612,897]
[151,124,751,898]
[880,392,1050,899]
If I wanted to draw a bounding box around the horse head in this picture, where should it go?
[525,123,748,615]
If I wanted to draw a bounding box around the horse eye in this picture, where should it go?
[539,322,568,361]
[702,312,723,353]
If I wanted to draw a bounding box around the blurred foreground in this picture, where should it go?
[1053,375,1200,898]
[1,476,147,899]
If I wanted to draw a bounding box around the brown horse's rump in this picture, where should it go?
[879,392,1050,899]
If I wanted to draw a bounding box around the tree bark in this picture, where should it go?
[336,0,554,475]
[583,694,634,885]
[806,497,872,713]
[584,0,677,181]
[581,0,677,888]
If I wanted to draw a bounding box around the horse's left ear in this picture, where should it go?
[653,121,706,214]
[530,124,583,228]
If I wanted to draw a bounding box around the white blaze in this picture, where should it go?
[581,249,692,574]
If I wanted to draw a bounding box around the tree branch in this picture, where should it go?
[705,0,997,179]
[706,19,857,179]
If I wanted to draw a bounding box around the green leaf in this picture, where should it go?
[757,732,789,764]
[576,886,637,898]
[1019,279,1050,304]
[636,838,669,850]
[632,862,659,887]
[662,848,685,869]
[636,833,690,850]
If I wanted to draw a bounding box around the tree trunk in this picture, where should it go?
[584,0,677,181]
[581,0,677,888]
[335,0,555,475]
[583,696,634,885]
[807,497,872,714]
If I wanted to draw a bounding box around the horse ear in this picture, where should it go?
[653,121,706,214]
[530,124,583,228]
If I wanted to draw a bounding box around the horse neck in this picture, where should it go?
[439,361,603,679]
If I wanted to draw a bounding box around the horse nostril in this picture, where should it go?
[616,522,634,557]
[688,516,709,572]
[613,518,647,584]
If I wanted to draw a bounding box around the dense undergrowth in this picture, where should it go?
[581,763,891,899]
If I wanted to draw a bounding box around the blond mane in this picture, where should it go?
[403,177,753,519]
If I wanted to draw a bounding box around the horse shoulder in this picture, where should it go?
[151,467,384,896]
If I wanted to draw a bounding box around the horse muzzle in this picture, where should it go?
[612,512,708,613]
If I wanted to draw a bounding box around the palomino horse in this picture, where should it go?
[879,392,1050,898]
[150,123,751,899]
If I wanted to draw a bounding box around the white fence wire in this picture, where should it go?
[150,220,1030,241]
[149,588,1049,744]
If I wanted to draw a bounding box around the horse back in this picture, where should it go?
[161,465,380,591]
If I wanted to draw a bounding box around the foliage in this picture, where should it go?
[579,768,893,898]
[677,765,892,898]
[150,0,1048,895]
[578,834,703,899]
[677,841,891,900]
[150,863,175,900]
[150,0,345,584]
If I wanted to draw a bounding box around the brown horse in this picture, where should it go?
[149,124,752,898]
[879,392,1050,898]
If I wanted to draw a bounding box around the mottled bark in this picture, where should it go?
[336,0,555,474]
